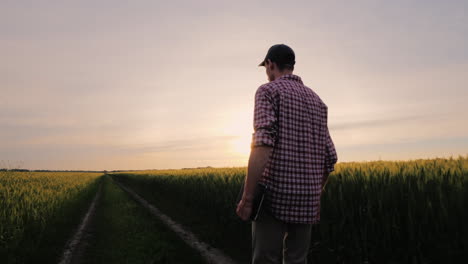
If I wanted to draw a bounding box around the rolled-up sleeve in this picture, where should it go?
[251,86,277,148]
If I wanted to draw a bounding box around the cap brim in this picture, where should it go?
[258,60,265,67]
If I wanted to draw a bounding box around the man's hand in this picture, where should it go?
[235,146,273,221]
[236,199,253,221]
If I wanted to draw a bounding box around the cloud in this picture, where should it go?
[120,135,238,154]
[330,114,428,131]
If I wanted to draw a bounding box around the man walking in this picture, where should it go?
[236,44,338,264]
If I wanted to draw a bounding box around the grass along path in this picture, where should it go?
[79,175,205,264]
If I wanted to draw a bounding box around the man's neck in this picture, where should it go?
[273,71,294,81]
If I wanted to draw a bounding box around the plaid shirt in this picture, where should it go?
[251,74,338,224]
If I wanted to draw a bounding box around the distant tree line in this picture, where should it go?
[0,167,215,173]
[181,166,213,170]
[0,169,106,173]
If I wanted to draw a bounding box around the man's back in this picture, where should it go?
[251,73,338,224]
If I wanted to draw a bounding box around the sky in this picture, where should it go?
[1,0,467,170]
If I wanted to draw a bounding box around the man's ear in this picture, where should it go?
[268,60,275,71]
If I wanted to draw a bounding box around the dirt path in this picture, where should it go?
[58,182,102,264]
[112,177,238,264]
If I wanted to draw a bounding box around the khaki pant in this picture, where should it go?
[251,208,313,264]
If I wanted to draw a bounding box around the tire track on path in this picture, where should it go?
[111,177,237,264]
[58,181,102,264]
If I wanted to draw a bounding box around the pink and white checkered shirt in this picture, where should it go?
[251,73,338,224]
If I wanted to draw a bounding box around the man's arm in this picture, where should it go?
[244,85,277,200]
[241,146,273,203]
[236,85,276,220]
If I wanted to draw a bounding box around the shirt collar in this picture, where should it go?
[277,74,303,84]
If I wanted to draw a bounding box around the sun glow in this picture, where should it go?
[221,108,254,158]
[230,134,252,156]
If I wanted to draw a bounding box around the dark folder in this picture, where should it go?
[236,181,268,221]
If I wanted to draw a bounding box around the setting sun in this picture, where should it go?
[230,135,252,156]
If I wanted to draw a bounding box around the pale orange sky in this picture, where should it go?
[1,0,468,170]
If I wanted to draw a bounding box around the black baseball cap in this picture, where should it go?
[258,44,295,67]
